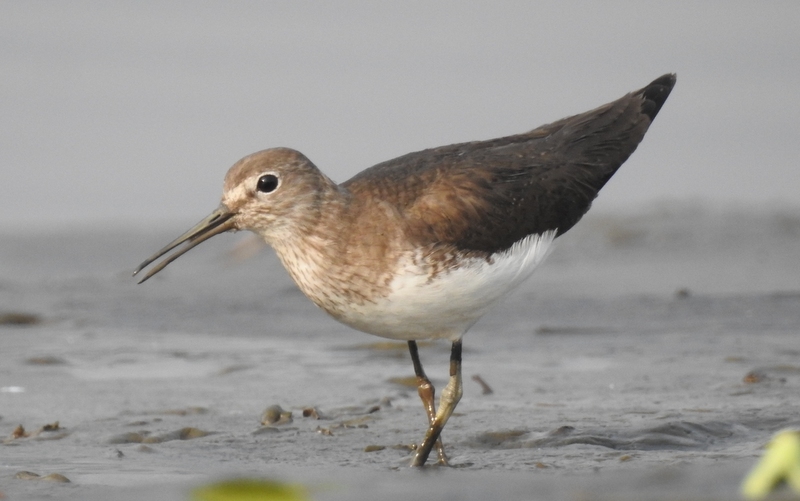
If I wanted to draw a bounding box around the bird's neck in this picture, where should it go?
[266,187,406,320]
[266,184,357,309]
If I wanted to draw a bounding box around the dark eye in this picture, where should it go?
[257,174,279,193]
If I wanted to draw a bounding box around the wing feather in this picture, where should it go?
[343,74,676,255]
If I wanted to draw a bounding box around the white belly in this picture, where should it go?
[336,230,557,341]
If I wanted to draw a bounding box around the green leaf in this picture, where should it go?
[192,478,309,501]
[741,429,800,499]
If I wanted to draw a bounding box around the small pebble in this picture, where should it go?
[301,407,322,419]
[176,427,210,440]
[25,356,66,365]
[15,471,40,480]
[13,471,70,482]
[10,425,27,439]
[41,473,70,483]
[41,421,61,431]
[261,405,283,424]
[261,405,292,425]
[744,371,768,384]
[0,312,40,326]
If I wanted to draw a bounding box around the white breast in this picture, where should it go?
[336,230,557,341]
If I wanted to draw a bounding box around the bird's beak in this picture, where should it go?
[133,206,237,284]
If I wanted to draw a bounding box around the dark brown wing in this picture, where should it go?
[343,74,676,255]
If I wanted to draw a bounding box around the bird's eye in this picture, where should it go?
[256,174,279,193]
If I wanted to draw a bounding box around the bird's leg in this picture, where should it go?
[411,340,463,467]
[407,341,448,465]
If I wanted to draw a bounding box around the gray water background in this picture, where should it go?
[2,2,800,229]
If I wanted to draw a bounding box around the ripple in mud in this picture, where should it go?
[106,427,212,444]
[467,420,743,451]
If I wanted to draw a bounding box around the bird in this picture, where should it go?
[134,73,676,467]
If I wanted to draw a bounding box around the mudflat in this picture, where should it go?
[2,205,799,500]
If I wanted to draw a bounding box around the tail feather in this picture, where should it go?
[638,73,677,121]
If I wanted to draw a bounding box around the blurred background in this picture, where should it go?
[1,1,799,230]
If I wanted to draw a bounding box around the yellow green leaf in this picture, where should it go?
[192,478,308,501]
[741,429,800,499]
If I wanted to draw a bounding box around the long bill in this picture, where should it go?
[133,206,237,284]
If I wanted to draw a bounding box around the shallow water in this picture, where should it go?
[1,206,799,500]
